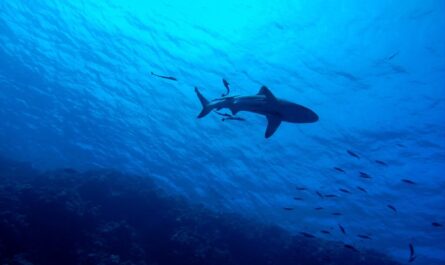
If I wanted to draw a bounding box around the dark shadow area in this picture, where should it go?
[0,156,401,265]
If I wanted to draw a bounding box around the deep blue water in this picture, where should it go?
[0,1,444,264]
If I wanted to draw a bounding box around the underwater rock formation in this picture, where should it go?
[0,156,401,265]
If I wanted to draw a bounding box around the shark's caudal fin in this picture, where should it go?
[195,87,212,118]
[265,115,282,138]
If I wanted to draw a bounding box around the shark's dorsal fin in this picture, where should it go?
[265,115,282,138]
[257,86,277,101]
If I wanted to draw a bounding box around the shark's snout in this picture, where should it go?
[307,109,319,123]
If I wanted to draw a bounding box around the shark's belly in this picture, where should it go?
[231,98,318,123]
[232,97,276,115]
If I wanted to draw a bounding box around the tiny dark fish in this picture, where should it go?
[375,160,388,166]
[334,71,358,82]
[215,111,246,122]
[221,78,230,96]
[300,232,316,238]
[357,234,372,240]
[432,222,443,227]
[359,172,372,179]
[316,191,324,198]
[63,168,78,174]
[356,186,367,193]
[339,188,351,194]
[334,167,345,173]
[321,230,331,234]
[396,143,406,148]
[214,111,232,118]
[402,179,416,185]
[150,72,177,81]
[296,187,307,191]
[338,224,346,235]
[387,204,397,213]
[408,242,416,262]
[324,194,338,198]
[283,207,294,211]
[391,64,408,74]
[387,51,399,61]
[314,207,324,210]
[293,197,304,201]
[409,242,415,257]
[347,150,360,159]
[222,116,245,122]
[344,244,359,252]
[332,212,342,216]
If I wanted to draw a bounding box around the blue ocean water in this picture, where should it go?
[0,0,444,264]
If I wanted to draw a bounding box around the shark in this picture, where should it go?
[194,86,318,138]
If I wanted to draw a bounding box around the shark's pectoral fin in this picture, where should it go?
[265,115,282,138]
[257,86,277,101]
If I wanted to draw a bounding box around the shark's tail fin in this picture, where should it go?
[195,87,212,118]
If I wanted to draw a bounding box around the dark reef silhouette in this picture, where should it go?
[0,156,401,265]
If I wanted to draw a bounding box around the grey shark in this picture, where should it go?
[194,86,318,138]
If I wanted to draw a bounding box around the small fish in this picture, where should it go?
[408,242,416,262]
[409,242,415,257]
[347,150,360,159]
[339,188,351,194]
[221,78,230,96]
[314,207,324,210]
[387,204,397,213]
[344,244,359,252]
[375,160,388,166]
[334,167,345,173]
[402,179,416,185]
[215,111,245,122]
[396,143,406,148]
[293,197,304,201]
[283,207,294,211]
[214,111,232,118]
[222,116,245,122]
[321,230,331,234]
[316,191,324,198]
[150,72,177,81]
[332,212,342,216]
[387,51,399,61]
[300,232,316,238]
[62,168,78,174]
[390,64,408,74]
[296,187,307,191]
[324,194,338,198]
[334,71,358,82]
[357,234,372,240]
[432,222,443,227]
[359,172,372,179]
[338,224,346,235]
[356,186,367,193]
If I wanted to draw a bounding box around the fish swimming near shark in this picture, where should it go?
[150,71,177,81]
[344,244,359,252]
[357,234,372,240]
[356,186,367,193]
[194,86,318,138]
[338,224,346,235]
[408,242,416,262]
[432,222,443,227]
[334,167,346,173]
[300,232,316,238]
[221,78,230,97]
